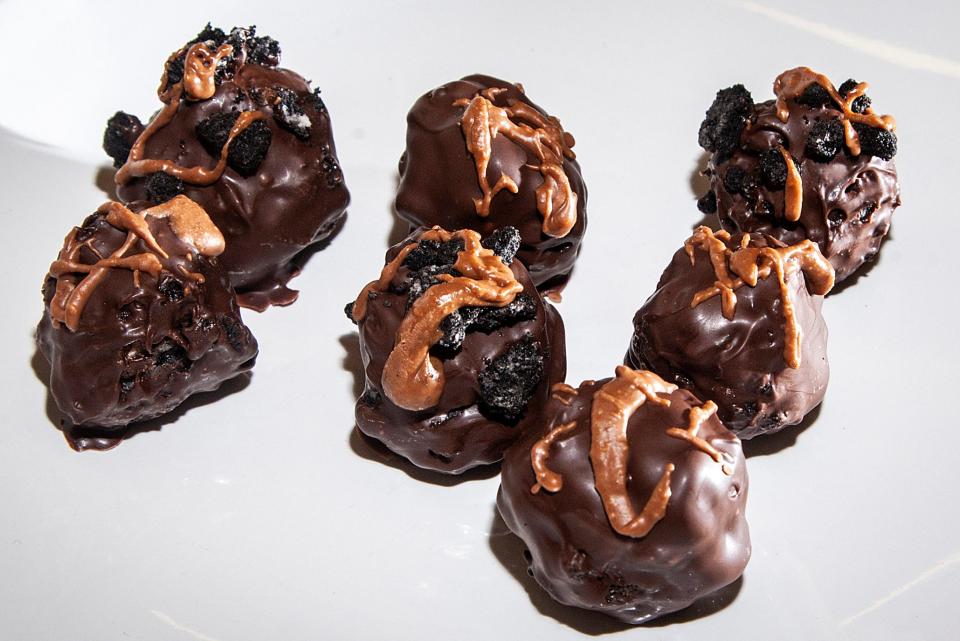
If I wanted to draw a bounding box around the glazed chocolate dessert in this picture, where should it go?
[36,197,258,450]
[498,366,750,624]
[627,226,834,439]
[395,75,587,291]
[347,226,566,474]
[104,24,349,310]
[697,67,900,282]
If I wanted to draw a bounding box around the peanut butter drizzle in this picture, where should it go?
[550,382,578,405]
[530,421,578,493]
[49,198,222,332]
[351,227,523,411]
[684,226,835,368]
[589,366,678,538]
[779,146,803,222]
[453,88,578,238]
[115,42,267,186]
[665,400,731,474]
[773,67,896,156]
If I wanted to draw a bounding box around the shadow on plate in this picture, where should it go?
[94,164,118,201]
[487,506,743,634]
[742,402,822,458]
[30,345,252,451]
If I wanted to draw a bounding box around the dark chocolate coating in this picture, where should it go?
[395,75,587,289]
[36,208,258,448]
[115,29,349,310]
[627,235,829,439]
[353,231,567,474]
[497,379,750,624]
[705,99,900,282]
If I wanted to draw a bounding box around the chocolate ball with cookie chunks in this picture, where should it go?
[697,67,900,282]
[627,226,835,439]
[36,196,258,450]
[498,366,750,624]
[395,75,587,292]
[346,226,566,474]
[105,24,349,311]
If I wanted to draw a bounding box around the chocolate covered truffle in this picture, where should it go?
[628,226,835,439]
[347,226,566,474]
[105,25,349,310]
[36,197,258,450]
[697,67,900,282]
[395,75,587,291]
[498,366,750,624]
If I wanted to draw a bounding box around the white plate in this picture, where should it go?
[1,1,957,639]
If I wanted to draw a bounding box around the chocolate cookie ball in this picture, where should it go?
[105,25,349,310]
[627,226,834,439]
[697,67,900,282]
[347,226,566,474]
[395,75,587,290]
[498,366,750,624]
[36,197,258,450]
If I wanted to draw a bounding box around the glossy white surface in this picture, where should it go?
[1,1,957,639]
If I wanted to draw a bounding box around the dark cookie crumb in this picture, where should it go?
[359,388,382,407]
[403,238,465,272]
[838,79,872,114]
[103,111,144,168]
[722,166,748,195]
[481,227,521,264]
[158,277,185,302]
[852,123,897,160]
[858,201,877,224]
[698,84,753,161]
[153,339,190,370]
[478,336,544,422]
[805,119,844,162]
[758,149,787,190]
[320,146,343,188]
[271,87,311,140]
[196,112,272,176]
[143,172,185,204]
[696,190,717,214]
[219,315,248,353]
[796,82,836,109]
[344,301,356,322]
[828,209,846,229]
[435,294,537,354]
[311,87,328,113]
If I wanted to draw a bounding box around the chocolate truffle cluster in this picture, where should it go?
[105,24,350,310]
[498,367,750,624]
[37,25,350,447]
[628,226,835,439]
[348,226,566,473]
[37,197,258,449]
[697,67,900,281]
[395,75,587,290]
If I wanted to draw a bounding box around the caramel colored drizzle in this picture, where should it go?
[665,400,732,475]
[684,226,835,368]
[530,421,578,494]
[49,199,222,331]
[589,366,678,538]
[116,42,266,187]
[550,382,578,405]
[453,88,578,238]
[779,146,803,222]
[773,66,896,156]
[351,228,523,411]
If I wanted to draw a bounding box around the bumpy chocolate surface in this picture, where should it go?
[106,25,349,310]
[697,68,900,282]
[350,227,566,474]
[36,198,258,449]
[395,75,587,290]
[627,229,831,439]
[497,371,750,624]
